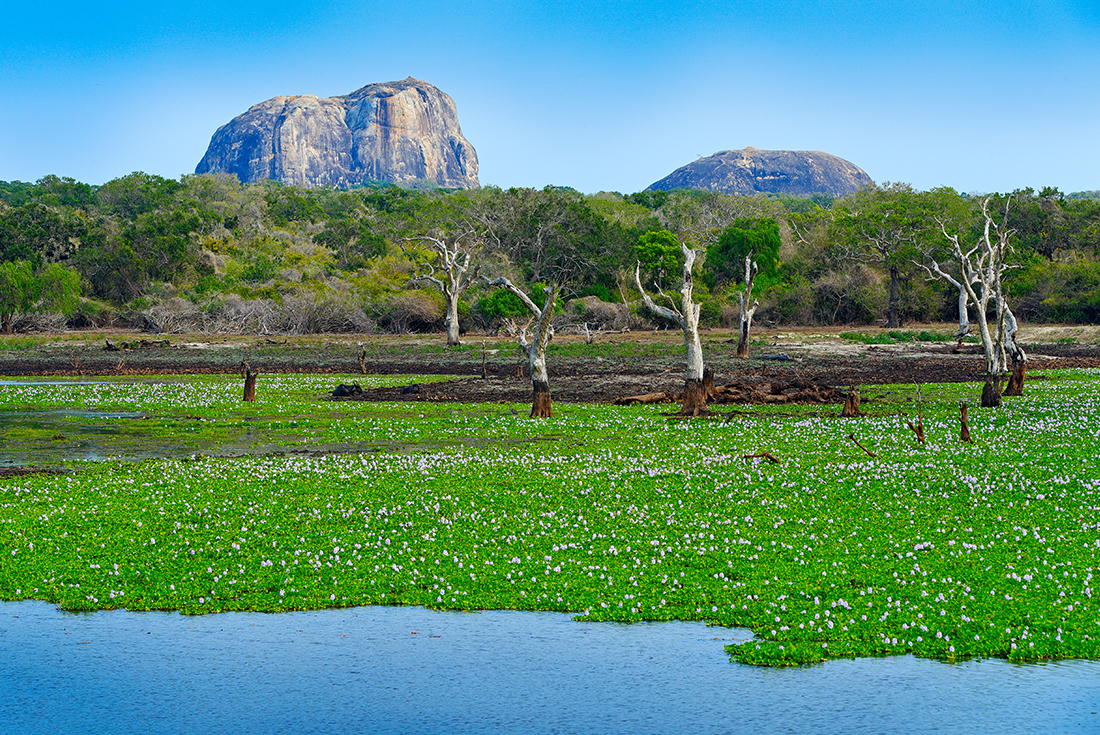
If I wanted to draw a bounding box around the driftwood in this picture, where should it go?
[105,338,170,352]
[613,392,673,406]
[848,433,877,458]
[615,378,846,407]
[906,418,926,446]
[743,451,780,464]
[959,402,972,443]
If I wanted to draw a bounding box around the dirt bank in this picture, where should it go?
[4,325,1096,406]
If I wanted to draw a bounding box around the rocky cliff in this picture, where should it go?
[647,147,871,196]
[195,78,479,189]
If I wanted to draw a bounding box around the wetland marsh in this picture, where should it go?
[3,366,1100,668]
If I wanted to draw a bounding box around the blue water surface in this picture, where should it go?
[2,601,1098,734]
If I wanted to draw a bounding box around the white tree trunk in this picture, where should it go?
[482,276,558,416]
[635,243,707,414]
[931,197,1016,406]
[406,232,481,347]
[445,292,462,346]
[736,254,759,358]
[955,284,970,342]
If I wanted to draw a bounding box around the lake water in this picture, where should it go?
[2,601,1098,734]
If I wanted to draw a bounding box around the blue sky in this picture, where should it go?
[2,1,1098,194]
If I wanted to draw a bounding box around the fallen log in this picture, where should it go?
[613,392,673,406]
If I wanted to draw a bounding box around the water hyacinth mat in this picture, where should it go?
[1,370,1099,667]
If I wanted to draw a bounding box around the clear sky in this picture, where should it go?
[2,1,1098,194]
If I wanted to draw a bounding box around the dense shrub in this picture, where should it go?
[1008,257,1100,323]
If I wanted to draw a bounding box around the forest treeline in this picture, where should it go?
[0,172,1098,335]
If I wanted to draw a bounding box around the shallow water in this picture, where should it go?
[2,601,1097,734]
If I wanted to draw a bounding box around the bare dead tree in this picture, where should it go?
[634,242,708,416]
[474,187,614,417]
[482,277,559,417]
[404,230,483,346]
[736,253,759,359]
[917,257,976,347]
[932,197,1019,407]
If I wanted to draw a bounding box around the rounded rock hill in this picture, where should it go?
[647,147,871,196]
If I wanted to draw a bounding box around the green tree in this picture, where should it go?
[124,208,215,283]
[477,186,615,417]
[703,218,782,290]
[96,172,182,219]
[313,217,386,269]
[0,260,80,333]
[832,183,942,328]
[634,229,683,286]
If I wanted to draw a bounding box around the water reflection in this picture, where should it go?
[2,601,1097,734]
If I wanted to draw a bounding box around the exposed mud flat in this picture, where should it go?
[2,325,1098,406]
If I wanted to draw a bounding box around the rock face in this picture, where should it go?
[196,78,479,189]
[647,147,871,196]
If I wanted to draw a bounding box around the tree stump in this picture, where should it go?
[1004,360,1026,396]
[679,378,709,417]
[703,366,716,401]
[530,379,553,417]
[241,361,257,402]
[959,402,972,443]
[981,378,1001,408]
[841,389,861,417]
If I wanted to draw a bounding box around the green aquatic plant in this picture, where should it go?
[1,371,1099,668]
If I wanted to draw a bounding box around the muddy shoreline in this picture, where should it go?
[2,326,1098,405]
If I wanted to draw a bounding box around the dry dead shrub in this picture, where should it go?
[719,303,740,329]
[200,296,279,334]
[10,312,69,333]
[276,290,376,334]
[142,298,203,333]
[377,291,444,334]
[199,249,226,275]
[811,265,882,325]
[568,296,632,331]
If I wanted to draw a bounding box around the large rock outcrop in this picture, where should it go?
[196,78,479,189]
[647,147,871,196]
